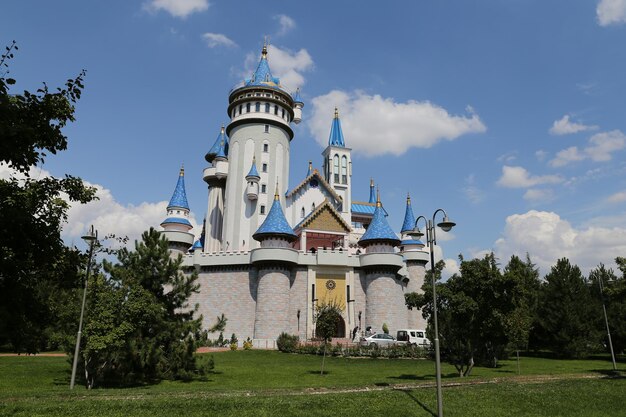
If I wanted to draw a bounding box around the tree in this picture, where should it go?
[315,300,343,375]
[535,258,601,358]
[589,261,626,356]
[76,228,208,387]
[0,42,96,352]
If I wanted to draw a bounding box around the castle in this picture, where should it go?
[159,43,431,348]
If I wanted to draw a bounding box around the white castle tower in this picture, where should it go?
[322,108,352,225]
[215,42,301,252]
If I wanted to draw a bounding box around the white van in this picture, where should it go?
[396,329,431,348]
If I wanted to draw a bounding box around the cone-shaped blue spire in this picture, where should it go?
[246,43,280,87]
[368,178,376,204]
[328,108,345,147]
[246,156,260,179]
[306,161,313,177]
[293,88,303,104]
[401,194,416,233]
[206,126,228,162]
[359,190,400,247]
[167,167,190,210]
[253,190,297,242]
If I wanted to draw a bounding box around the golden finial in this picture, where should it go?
[262,36,269,57]
[180,164,184,176]
[252,154,256,163]
[220,124,225,133]
[308,160,313,168]
[370,178,374,187]
[406,192,411,204]
[376,186,381,207]
[334,107,339,119]
[274,181,280,200]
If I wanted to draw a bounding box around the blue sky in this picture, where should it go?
[3,0,626,276]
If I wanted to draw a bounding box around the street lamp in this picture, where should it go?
[597,278,618,371]
[408,209,456,417]
[70,225,98,390]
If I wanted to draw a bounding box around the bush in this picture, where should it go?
[229,342,237,351]
[382,323,389,334]
[243,337,253,350]
[276,333,299,353]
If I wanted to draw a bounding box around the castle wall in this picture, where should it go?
[192,267,257,342]
[364,270,408,335]
[254,265,291,343]
[289,268,309,340]
[405,261,428,330]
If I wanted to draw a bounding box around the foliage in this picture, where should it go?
[75,228,206,387]
[589,261,626,355]
[382,323,389,334]
[0,42,96,353]
[243,337,253,350]
[535,258,601,358]
[276,332,299,353]
[315,300,343,375]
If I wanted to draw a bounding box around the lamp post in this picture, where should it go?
[70,225,98,390]
[598,277,617,371]
[409,209,456,417]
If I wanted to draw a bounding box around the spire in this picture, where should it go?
[246,156,260,179]
[401,193,416,233]
[293,88,303,104]
[252,183,297,242]
[167,166,190,210]
[369,178,376,203]
[248,40,279,87]
[328,107,345,147]
[206,125,228,162]
[306,160,313,177]
[358,188,400,247]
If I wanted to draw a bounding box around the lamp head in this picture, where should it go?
[408,226,425,240]
[81,225,98,244]
[437,216,456,233]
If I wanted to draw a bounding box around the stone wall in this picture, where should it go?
[364,270,408,335]
[254,265,291,341]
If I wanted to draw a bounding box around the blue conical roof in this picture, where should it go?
[246,44,281,87]
[246,157,260,179]
[369,179,376,204]
[328,108,345,147]
[167,167,189,210]
[253,193,297,242]
[293,88,303,104]
[359,193,400,247]
[401,194,416,233]
[189,239,203,252]
[206,126,228,162]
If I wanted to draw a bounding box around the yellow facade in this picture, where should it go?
[315,274,346,309]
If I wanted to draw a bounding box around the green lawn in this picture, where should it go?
[0,351,624,416]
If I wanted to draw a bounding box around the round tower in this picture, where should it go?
[160,167,194,254]
[221,42,302,252]
[358,191,406,335]
[245,156,261,200]
[399,194,429,329]
[250,189,299,348]
[203,126,228,252]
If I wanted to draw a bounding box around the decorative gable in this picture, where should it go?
[297,200,351,233]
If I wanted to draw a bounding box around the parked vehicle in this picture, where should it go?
[396,329,431,348]
[359,333,397,348]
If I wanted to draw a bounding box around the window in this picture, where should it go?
[238,104,242,114]
[274,105,278,115]
[311,202,315,212]
[263,143,269,152]
[301,207,305,218]
[333,155,340,183]
[246,103,250,113]
[281,108,285,118]
[262,163,268,173]
[341,156,348,184]
[261,184,267,193]
[265,103,270,113]
[264,124,269,133]
[255,102,260,112]
[260,205,266,215]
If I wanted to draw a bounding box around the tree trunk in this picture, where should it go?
[516,350,520,375]
[320,342,327,375]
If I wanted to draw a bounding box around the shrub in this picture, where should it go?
[243,337,253,350]
[382,323,389,334]
[229,342,237,351]
[276,332,299,353]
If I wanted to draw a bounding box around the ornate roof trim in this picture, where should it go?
[294,199,351,233]
[285,169,343,203]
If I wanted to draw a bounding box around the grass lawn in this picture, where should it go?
[0,351,624,416]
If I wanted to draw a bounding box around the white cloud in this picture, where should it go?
[550,130,626,167]
[202,33,237,48]
[607,190,626,203]
[274,14,296,36]
[143,0,209,18]
[496,166,563,188]
[463,174,484,204]
[243,44,313,90]
[497,151,517,163]
[549,115,597,135]
[523,188,554,203]
[597,0,626,26]
[308,90,486,157]
[549,146,585,167]
[494,210,626,275]
[535,150,548,162]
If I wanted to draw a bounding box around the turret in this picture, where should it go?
[160,166,194,253]
[322,108,352,224]
[203,126,228,253]
[246,156,261,200]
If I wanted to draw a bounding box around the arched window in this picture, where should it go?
[301,207,305,218]
[333,155,340,183]
[274,105,278,115]
[282,108,285,119]
[238,104,242,114]
[311,202,315,212]
[341,156,348,184]
[255,102,260,112]
[265,103,270,113]
[246,103,250,113]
